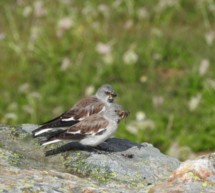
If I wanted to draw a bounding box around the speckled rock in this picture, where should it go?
[0,124,181,193]
[57,138,180,186]
[150,153,215,193]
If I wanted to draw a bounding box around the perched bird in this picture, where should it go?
[41,104,130,146]
[32,84,117,137]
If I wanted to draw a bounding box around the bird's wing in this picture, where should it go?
[32,96,105,136]
[61,96,105,121]
[52,115,109,140]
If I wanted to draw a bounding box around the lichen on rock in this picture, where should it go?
[1,124,214,193]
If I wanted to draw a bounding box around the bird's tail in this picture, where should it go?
[32,127,53,137]
[41,138,62,146]
[32,120,79,137]
[39,129,66,145]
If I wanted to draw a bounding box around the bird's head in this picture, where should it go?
[96,84,117,103]
[105,104,130,123]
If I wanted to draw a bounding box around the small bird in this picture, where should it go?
[32,84,117,137]
[41,104,130,146]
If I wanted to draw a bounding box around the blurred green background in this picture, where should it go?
[1,0,215,158]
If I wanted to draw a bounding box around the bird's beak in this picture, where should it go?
[119,110,130,119]
[111,93,117,97]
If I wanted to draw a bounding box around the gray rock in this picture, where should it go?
[58,138,180,186]
[0,124,181,192]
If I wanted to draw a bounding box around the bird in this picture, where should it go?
[41,104,130,146]
[32,84,117,137]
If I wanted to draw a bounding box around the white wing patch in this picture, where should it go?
[62,117,75,121]
[34,128,52,136]
[67,130,81,134]
[84,131,95,135]
[42,139,61,146]
[99,106,106,114]
[85,128,106,136]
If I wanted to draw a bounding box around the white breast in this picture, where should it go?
[80,120,117,147]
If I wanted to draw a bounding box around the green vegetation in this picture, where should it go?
[1,0,215,153]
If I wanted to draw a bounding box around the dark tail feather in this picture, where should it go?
[32,120,79,137]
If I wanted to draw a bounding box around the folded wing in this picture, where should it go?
[42,114,109,145]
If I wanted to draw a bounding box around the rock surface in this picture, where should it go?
[150,153,215,193]
[0,124,214,193]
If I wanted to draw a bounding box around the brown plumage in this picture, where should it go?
[41,103,130,146]
[32,84,117,138]
[45,114,108,142]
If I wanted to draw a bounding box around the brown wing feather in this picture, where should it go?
[42,114,109,142]
[68,114,108,134]
[61,96,105,120]
[33,96,104,135]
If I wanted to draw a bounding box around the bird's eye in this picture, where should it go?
[105,91,111,95]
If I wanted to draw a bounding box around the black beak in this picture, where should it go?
[119,110,130,119]
[111,93,117,97]
[123,111,130,118]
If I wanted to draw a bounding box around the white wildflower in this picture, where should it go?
[126,119,155,134]
[4,113,18,120]
[82,6,94,16]
[61,57,71,71]
[16,0,24,5]
[23,6,32,17]
[123,49,138,65]
[23,105,34,114]
[188,94,202,111]
[34,1,47,17]
[155,0,179,12]
[0,33,5,40]
[137,7,149,20]
[96,42,112,55]
[98,4,110,18]
[126,124,139,135]
[28,26,41,51]
[85,85,95,96]
[103,53,113,65]
[167,142,195,160]
[205,31,215,46]
[112,0,123,8]
[8,103,18,111]
[124,20,133,29]
[29,92,41,100]
[58,17,73,30]
[140,75,148,83]
[96,42,113,64]
[61,0,70,5]
[199,59,210,76]
[151,28,162,37]
[152,53,162,61]
[208,3,215,12]
[30,26,40,41]
[91,22,100,31]
[56,17,73,37]
[136,111,146,122]
[152,96,164,108]
[205,79,215,90]
[18,83,30,93]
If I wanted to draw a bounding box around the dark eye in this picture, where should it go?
[105,91,111,95]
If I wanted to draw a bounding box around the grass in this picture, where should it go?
[0,0,215,154]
